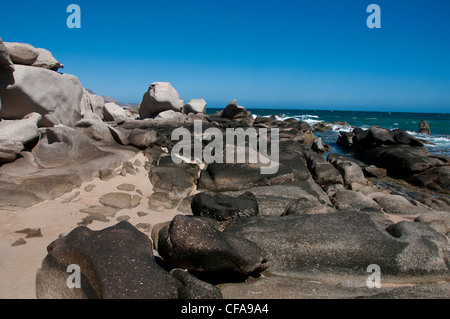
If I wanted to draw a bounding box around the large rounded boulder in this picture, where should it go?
[139,82,184,119]
[0,65,83,127]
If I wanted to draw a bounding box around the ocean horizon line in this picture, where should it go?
[122,103,449,115]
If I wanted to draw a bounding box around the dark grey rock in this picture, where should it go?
[362,145,441,177]
[390,129,424,147]
[415,211,450,236]
[221,99,248,119]
[303,150,344,186]
[36,221,180,299]
[386,221,449,274]
[148,192,177,210]
[330,189,391,226]
[371,193,430,215]
[151,221,171,251]
[170,269,223,299]
[191,191,259,221]
[419,120,431,135]
[363,165,387,178]
[408,166,450,192]
[150,162,199,198]
[222,181,332,216]
[327,153,367,186]
[158,215,269,276]
[282,195,336,216]
[225,212,417,275]
[337,131,356,148]
[198,162,294,192]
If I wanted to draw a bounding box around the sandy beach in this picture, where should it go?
[0,152,185,298]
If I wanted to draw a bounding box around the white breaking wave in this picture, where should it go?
[407,131,450,148]
[330,124,353,133]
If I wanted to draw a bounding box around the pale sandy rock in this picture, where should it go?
[183,98,206,114]
[31,48,64,71]
[0,37,14,70]
[139,82,184,119]
[104,102,127,124]
[154,110,186,126]
[4,42,39,65]
[0,65,83,127]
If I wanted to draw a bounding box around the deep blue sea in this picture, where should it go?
[207,108,450,157]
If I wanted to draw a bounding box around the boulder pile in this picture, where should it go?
[0,38,448,299]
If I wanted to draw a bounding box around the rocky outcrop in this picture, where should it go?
[126,128,158,149]
[336,125,448,193]
[415,211,450,236]
[0,37,14,71]
[157,215,269,276]
[303,149,344,186]
[386,221,449,274]
[4,42,39,65]
[407,165,450,192]
[104,102,127,124]
[75,113,116,145]
[282,192,336,216]
[31,125,107,168]
[31,48,64,71]
[3,42,63,71]
[170,268,223,299]
[139,82,184,119]
[184,98,207,114]
[221,99,249,119]
[154,110,186,126]
[338,126,423,150]
[419,120,431,135]
[81,89,105,120]
[0,112,41,163]
[149,158,200,199]
[362,145,444,177]
[327,153,367,186]
[198,163,294,192]
[191,191,259,221]
[0,65,83,127]
[370,193,430,215]
[331,189,381,214]
[225,211,449,275]
[36,221,180,299]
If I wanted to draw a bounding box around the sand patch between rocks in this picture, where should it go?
[0,152,186,299]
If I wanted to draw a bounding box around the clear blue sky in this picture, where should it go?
[1,0,449,112]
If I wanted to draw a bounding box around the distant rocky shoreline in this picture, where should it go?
[1,39,449,299]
